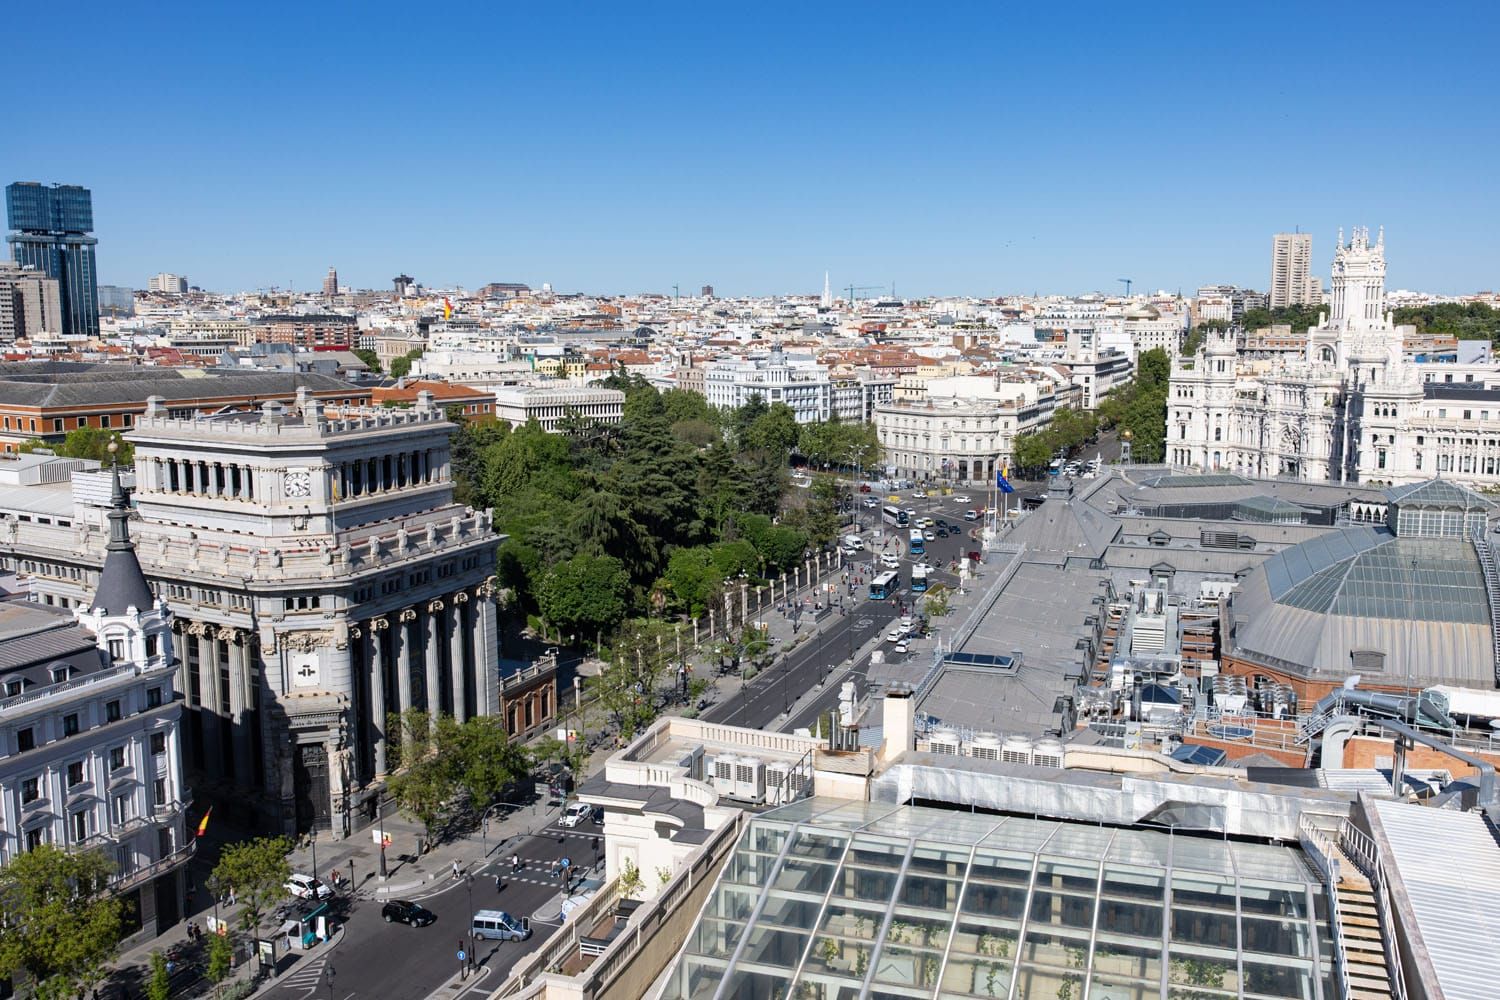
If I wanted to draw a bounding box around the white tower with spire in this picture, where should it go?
[74,447,174,671]
[821,271,833,309]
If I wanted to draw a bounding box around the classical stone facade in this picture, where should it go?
[1166,229,1500,488]
[4,389,518,838]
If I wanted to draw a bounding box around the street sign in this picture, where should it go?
[457,950,466,962]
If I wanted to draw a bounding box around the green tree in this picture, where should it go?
[1239,304,1323,332]
[447,715,531,808]
[1012,432,1053,476]
[745,403,800,456]
[661,546,724,617]
[19,425,134,464]
[618,858,644,901]
[0,844,123,1000]
[756,524,808,572]
[351,347,382,372]
[209,836,292,931]
[670,418,720,448]
[389,347,425,379]
[146,951,171,1000]
[538,553,630,639]
[1394,301,1500,343]
[206,930,234,995]
[388,750,453,846]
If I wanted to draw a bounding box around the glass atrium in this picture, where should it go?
[661,800,1336,1000]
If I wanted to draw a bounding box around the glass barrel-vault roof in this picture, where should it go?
[660,802,1337,1000]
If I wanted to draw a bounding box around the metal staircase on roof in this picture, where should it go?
[1470,529,1500,685]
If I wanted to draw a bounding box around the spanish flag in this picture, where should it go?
[196,806,213,838]
[443,297,453,321]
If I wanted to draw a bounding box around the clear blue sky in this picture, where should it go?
[8,1,1498,297]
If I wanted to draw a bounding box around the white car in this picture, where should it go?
[903,508,916,518]
[923,530,935,541]
[886,629,904,642]
[285,874,331,901]
[894,640,911,654]
[560,802,596,828]
[861,497,878,508]
[953,495,972,504]
[899,617,914,631]
[912,490,928,499]
[881,553,901,569]
[917,517,935,529]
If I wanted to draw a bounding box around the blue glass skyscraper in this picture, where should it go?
[6,182,99,337]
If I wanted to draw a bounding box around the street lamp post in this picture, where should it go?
[309,828,318,888]
[378,800,388,878]
[326,964,335,1000]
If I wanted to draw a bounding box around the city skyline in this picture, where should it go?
[8,1,1499,296]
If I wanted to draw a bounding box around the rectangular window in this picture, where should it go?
[110,746,127,771]
[153,778,168,807]
[71,810,89,842]
[150,732,166,756]
[106,699,122,722]
[113,794,131,825]
[22,777,40,803]
[63,713,79,736]
[67,761,85,787]
[107,638,124,660]
[17,727,34,752]
[147,687,163,708]
[53,418,64,432]
[77,417,86,428]
[101,415,111,429]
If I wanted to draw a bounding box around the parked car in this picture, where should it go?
[560,802,598,828]
[285,874,331,901]
[383,900,436,926]
[471,910,532,942]
[953,495,972,504]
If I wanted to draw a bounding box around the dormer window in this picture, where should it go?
[6,680,23,697]
[107,639,125,661]
[51,665,71,684]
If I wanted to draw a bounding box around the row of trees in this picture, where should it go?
[1010,406,1098,476]
[1393,301,1500,343]
[1239,304,1324,332]
[1095,347,1171,463]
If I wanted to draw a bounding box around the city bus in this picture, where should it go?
[910,565,930,593]
[908,528,925,556]
[869,570,900,601]
[882,505,910,528]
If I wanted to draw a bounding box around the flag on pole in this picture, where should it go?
[997,468,1015,494]
[196,806,213,838]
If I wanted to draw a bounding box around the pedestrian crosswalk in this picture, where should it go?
[275,952,331,993]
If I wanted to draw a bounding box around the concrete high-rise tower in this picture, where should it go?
[322,266,339,297]
[821,271,832,309]
[1269,232,1314,309]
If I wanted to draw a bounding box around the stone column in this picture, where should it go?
[423,600,443,723]
[475,579,499,717]
[193,624,221,769]
[448,595,468,723]
[396,608,416,726]
[221,626,252,784]
[369,618,389,776]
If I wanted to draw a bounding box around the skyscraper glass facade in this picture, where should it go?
[5,182,99,337]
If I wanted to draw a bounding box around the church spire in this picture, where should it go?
[92,444,155,616]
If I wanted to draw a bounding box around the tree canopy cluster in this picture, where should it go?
[389,347,425,379]
[0,843,123,999]
[1393,302,1500,343]
[1094,347,1170,464]
[452,374,878,641]
[386,712,531,843]
[18,425,134,464]
[1240,304,1324,332]
[1010,406,1099,476]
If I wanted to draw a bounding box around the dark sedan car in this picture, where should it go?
[382,900,436,926]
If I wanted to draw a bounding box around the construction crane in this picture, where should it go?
[1117,278,1133,297]
[846,284,886,306]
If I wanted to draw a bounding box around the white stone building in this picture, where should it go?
[874,376,1058,485]
[1168,228,1500,488]
[491,384,625,432]
[703,347,832,424]
[1,390,513,839]
[0,465,190,939]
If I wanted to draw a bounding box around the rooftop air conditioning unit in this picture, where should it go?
[1001,735,1033,764]
[713,755,765,804]
[929,728,961,755]
[1032,738,1065,769]
[765,759,808,805]
[969,733,1002,761]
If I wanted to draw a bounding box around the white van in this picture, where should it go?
[841,535,865,552]
[471,909,532,941]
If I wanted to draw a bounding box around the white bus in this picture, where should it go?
[882,505,910,528]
